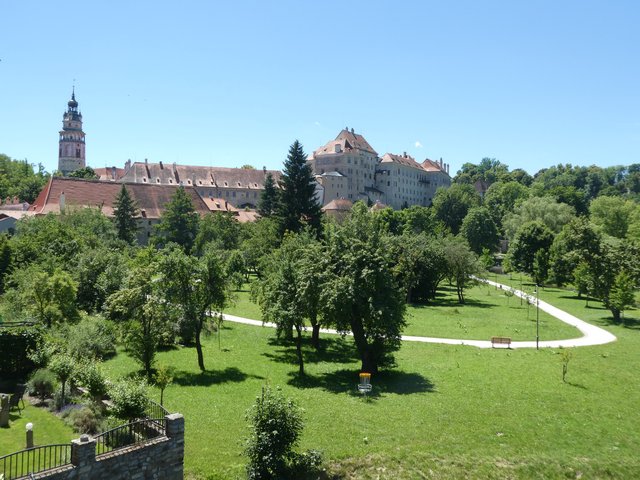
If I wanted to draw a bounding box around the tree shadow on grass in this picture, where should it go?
[172,367,265,387]
[287,368,435,399]
[263,336,359,366]
[597,315,640,330]
[410,297,493,310]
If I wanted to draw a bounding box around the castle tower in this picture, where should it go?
[58,89,86,175]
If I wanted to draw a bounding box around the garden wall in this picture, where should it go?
[38,413,184,480]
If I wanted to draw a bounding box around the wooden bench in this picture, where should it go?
[491,336,512,348]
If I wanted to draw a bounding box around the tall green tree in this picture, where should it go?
[432,184,481,234]
[323,203,406,374]
[68,166,98,179]
[589,196,636,238]
[158,247,229,371]
[506,221,555,279]
[548,218,602,286]
[104,262,167,380]
[460,207,499,254]
[258,172,279,218]
[444,236,480,304]
[154,186,200,252]
[277,141,322,237]
[113,185,139,244]
[194,212,241,254]
[503,196,575,241]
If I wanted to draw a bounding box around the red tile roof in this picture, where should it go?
[313,128,378,156]
[29,177,211,219]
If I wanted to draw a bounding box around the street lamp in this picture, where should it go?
[26,422,34,448]
[535,284,540,350]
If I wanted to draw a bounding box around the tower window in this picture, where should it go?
[76,149,80,158]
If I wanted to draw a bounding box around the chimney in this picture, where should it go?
[59,191,65,213]
[125,159,132,171]
[351,128,354,133]
[263,166,267,173]
[111,166,116,180]
[403,152,407,158]
[159,161,163,169]
[145,158,148,165]
[439,158,443,168]
[172,162,177,173]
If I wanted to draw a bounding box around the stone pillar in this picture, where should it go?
[165,413,184,438]
[71,434,96,475]
[0,394,9,427]
[165,413,185,480]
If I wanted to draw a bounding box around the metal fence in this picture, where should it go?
[94,417,166,457]
[0,443,71,480]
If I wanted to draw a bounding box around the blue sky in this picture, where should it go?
[1,1,639,175]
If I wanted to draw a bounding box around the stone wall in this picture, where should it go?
[39,413,184,480]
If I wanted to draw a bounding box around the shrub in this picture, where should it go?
[66,316,117,360]
[76,362,108,400]
[290,449,324,479]
[109,378,149,420]
[65,405,103,434]
[0,325,43,379]
[49,353,76,408]
[244,386,304,480]
[27,368,57,402]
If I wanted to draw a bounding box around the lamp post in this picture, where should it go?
[26,422,34,448]
[535,284,540,350]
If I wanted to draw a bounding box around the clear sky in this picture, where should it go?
[1,1,639,176]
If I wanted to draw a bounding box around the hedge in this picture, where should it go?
[0,325,43,379]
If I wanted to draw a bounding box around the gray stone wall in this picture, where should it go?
[39,414,184,480]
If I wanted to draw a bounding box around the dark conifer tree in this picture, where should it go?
[113,185,139,244]
[258,172,279,217]
[154,186,199,252]
[277,140,322,236]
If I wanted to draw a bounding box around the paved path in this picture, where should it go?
[221,279,617,349]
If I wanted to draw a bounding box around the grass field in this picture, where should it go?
[99,277,640,479]
[225,281,581,341]
[0,403,74,456]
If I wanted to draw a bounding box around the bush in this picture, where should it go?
[244,386,305,480]
[76,362,108,400]
[0,325,43,379]
[109,378,149,420]
[27,368,57,402]
[64,405,103,434]
[290,449,324,479]
[66,316,117,360]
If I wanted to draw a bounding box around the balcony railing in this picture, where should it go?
[0,443,71,479]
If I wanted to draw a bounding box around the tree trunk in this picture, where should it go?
[195,327,205,371]
[310,313,320,350]
[295,324,304,376]
[350,317,378,375]
[61,380,66,408]
[311,324,320,350]
[160,389,164,406]
[611,307,621,324]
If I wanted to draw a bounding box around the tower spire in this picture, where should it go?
[58,89,86,175]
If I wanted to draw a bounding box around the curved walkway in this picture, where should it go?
[222,280,617,349]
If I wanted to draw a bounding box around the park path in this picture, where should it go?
[221,279,617,349]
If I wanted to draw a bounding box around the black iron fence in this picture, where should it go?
[145,399,169,423]
[0,443,71,479]
[94,417,166,456]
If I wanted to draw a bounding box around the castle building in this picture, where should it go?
[58,89,86,176]
[308,128,450,208]
[96,160,281,210]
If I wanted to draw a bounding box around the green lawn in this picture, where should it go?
[101,282,640,479]
[0,403,75,456]
[225,281,581,342]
